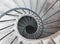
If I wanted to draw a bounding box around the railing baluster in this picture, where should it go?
[38,0,47,14]
[0,24,14,30]
[43,10,60,22]
[0,19,16,22]
[41,0,58,18]
[0,30,15,41]
[10,36,17,44]
[44,19,60,25]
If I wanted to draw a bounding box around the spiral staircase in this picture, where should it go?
[0,0,60,44]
